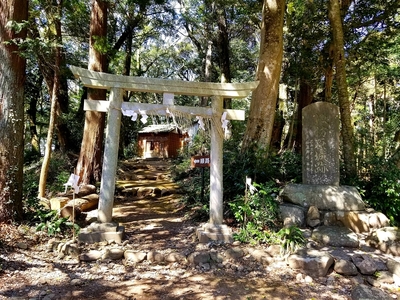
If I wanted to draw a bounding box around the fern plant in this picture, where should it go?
[276,225,306,256]
[36,209,80,237]
[229,181,281,244]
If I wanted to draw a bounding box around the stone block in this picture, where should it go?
[124,251,147,263]
[78,224,125,244]
[312,226,359,248]
[196,224,233,243]
[334,259,358,276]
[279,203,306,227]
[77,185,97,197]
[280,184,365,211]
[79,250,102,261]
[224,248,244,260]
[387,259,400,277]
[366,227,400,255]
[351,284,392,300]
[368,212,390,230]
[306,206,320,228]
[50,197,70,210]
[102,248,124,260]
[335,211,370,233]
[352,254,377,275]
[147,250,164,263]
[248,248,275,265]
[164,252,185,263]
[288,249,334,277]
[187,251,211,265]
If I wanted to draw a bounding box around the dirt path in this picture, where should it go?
[96,159,353,299]
[0,158,375,299]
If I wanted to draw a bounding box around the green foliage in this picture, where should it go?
[172,152,210,221]
[270,151,302,183]
[23,151,74,220]
[276,225,306,256]
[223,137,302,201]
[35,209,79,237]
[223,139,270,201]
[232,222,273,245]
[358,156,400,226]
[229,182,281,244]
[45,152,74,194]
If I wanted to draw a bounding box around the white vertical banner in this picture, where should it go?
[64,174,80,194]
[246,176,257,194]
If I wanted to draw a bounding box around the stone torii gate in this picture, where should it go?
[70,66,258,243]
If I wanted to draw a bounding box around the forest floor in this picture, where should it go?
[0,158,398,299]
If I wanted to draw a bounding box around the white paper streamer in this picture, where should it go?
[139,109,148,124]
[64,174,80,194]
[221,111,229,130]
[196,116,205,130]
[246,176,257,194]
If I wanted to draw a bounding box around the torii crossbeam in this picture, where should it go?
[70,66,258,243]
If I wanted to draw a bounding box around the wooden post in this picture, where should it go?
[98,87,123,223]
[209,96,224,225]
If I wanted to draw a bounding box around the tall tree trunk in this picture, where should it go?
[215,5,232,109]
[0,0,28,222]
[26,72,43,157]
[323,42,334,103]
[242,0,285,153]
[38,0,63,198]
[31,20,71,152]
[368,93,375,156]
[76,0,108,184]
[293,81,313,153]
[119,29,133,158]
[324,64,334,102]
[328,0,357,179]
[286,79,299,150]
[200,40,213,107]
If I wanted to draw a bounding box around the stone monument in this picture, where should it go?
[280,102,389,234]
[302,102,340,186]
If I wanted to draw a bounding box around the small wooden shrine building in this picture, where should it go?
[138,124,187,158]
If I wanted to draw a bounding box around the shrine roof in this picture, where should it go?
[139,124,181,134]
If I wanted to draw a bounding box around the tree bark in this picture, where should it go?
[30,18,71,152]
[293,81,313,153]
[26,72,43,157]
[38,0,63,198]
[76,0,108,185]
[242,0,285,153]
[328,0,357,179]
[0,0,28,222]
[215,5,232,109]
[200,40,213,107]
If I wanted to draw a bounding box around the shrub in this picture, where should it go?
[223,140,302,202]
[276,225,306,256]
[36,209,80,237]
[23,151,74,221]
[358,156,400,226]
[229,181,281,244]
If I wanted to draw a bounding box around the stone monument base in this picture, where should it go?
[279,184,390,233]
[78,222,125,244]
[196,223,233,243]
[280,184,366,211]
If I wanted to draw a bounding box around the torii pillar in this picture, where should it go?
[98,87,123,223]
[196,96,233,243]
[78,87,125,243]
